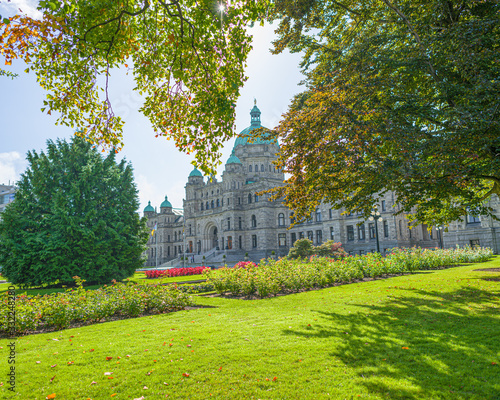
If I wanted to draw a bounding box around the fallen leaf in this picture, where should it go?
[273,377,277,381]
[36,361,41,364]
[111,394,117,397]
[67,361,74,365]
[402,347,409,350]
[46,394,56,399]
[50,375,56,382]
[51,365,57,368]
[90,381,97,385]
[104,372,113,376]
[89,349,95,352]
[182,373,190,377]
[106,357,113,361]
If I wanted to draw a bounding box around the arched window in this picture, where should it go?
[248,193,252,204]
[254,194,259,203]
[174,232,177,241]
[211,200,214,209]
[251,215,257,228]
[216,198,220,207]
[206,201,209,210]
[255,164,258,172]
[261,164,264,171]
[249,165,252,172]
[201,203,204,211]
[278,213,285,226]
[269,165,272,172]
[316,208,322,222]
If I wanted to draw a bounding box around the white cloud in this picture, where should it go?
[0,0,42,19]
[0,151,26,185]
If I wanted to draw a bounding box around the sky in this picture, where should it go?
[0,1,304,215]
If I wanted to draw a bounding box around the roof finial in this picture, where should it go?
[254,98,256,106]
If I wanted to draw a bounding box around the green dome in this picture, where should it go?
[189,167,203,177]
[226,150,242,164]
[144,201,154,213]
[160,195,172,208]
[233,100,279,149]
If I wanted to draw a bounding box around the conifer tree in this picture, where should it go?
[0,137,148,287]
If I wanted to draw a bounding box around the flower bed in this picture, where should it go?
[0,277,193,335]
[144,266,209,279]
[204,246,493,298]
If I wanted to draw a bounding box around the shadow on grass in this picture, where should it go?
[283,286,500,399]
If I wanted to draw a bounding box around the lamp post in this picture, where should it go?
[369,210,383,253]
[436,226,444,249]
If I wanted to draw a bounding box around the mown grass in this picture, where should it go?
[1,258,499,399]
[0,271,205,297]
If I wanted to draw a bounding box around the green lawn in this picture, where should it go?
[1,258,499,399]
[0,271,205,297]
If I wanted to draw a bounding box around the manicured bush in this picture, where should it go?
[144,266,209,279]
[0,277,193,335]
[205,246,493,298]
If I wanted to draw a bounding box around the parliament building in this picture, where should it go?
[143,103,500,267]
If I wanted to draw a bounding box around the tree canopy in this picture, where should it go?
[0,0,264,173]
[266,0,500,226]
[0,137,149,287]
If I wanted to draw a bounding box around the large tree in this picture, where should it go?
[0,137,149,287]
[266,0,500,225]
[0,0,264,173]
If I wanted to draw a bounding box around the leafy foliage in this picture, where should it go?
[0,137,148,286]
[287,238,347,259]
[267,0,500,225]
[0,0,266,173]
[205,246,493,298]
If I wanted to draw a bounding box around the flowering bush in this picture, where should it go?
[204,246,493,298]
[0,276,193,335]
[144,266,209,279]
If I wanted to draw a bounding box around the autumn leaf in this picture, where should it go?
[46,394,56,399]
[106,356,113,361]
[402,347,409,350]
[182,373,190,377]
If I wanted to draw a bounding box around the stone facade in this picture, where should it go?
[143,104,500,266]
[0,184,16,216]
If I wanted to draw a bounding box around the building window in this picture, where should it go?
[330,226,334,240]
[174,232,177,241]
[467,215,481,224]
[470,239,480,247]
[206,201,209,210]
[227,236,232,250]
[238,217,242,230]
[238,197,241,205]
[383,220,389,238]
[239,236,242,249]
[168,235,171,242]
[358,224,365,240]
[251,215,257,228]
[299,232,305,239]
[399,220,403,237]
[217,198,220,207]
[255,164,258,172]
[381,200,386,211]
[278,233,286,247]
[291,232,297,246]
[261,164,264,172]
[369,223,376,239]
[409,227,412,238]
[248,193,252,204]
[278,213,285,226]
[189,225,192,235]
[316,230,323,245]
[254,194,259,202]
[211,200,214,209]
[227,217,231,230]
[252,235,257,248]
[167,246,170,256]
[221,198,224,206]
[249,165,252,172]
[347,225,354,241]
[307,231,313,241]
[201,203,204,211]
[316,209,322,222]
[329,209,333,219]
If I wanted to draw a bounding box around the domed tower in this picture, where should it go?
[143,201,156,218]
[187,167,203,185]
[160,195,173,214]
[233,100,282,182]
